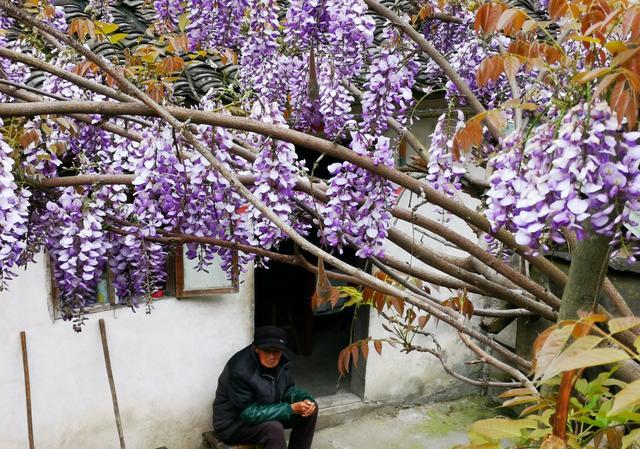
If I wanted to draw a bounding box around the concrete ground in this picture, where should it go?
[312,395,498,449]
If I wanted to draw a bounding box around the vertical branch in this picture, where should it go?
[558,234,612,320]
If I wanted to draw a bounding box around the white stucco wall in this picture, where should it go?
[362,185,485,402]
[0,253,254,449]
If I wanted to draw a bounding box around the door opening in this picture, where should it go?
[254,239,367,398]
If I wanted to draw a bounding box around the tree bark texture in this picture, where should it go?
[558,233,612,321]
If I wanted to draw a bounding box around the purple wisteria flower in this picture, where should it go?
[361,44,420,135]
[321,132,397,258]
[426,111,467,195]
[486,102,640,257]
[0,120,31,289]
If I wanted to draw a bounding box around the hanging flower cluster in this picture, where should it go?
[426,111,467,195]
[44,189,109,330]
[486,102,640,258]
[0,120,31,289]
[321,133,397,257]
[361,42,420,136]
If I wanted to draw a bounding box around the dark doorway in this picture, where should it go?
[254,239,363,398]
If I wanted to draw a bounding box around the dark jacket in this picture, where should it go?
[212,345,314,442]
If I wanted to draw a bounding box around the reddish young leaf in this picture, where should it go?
[362,287,374,303]
[360,340,369,361]
[474,3,492,33]
[548,0,568,19]
[461,297,475,319]
[612,47,640,69]
[622,7,640,41]
[157,56,185,75]
[374,340,383,355]
[391,297,405,315]
[350,344,359,368]
[605,427,623,449]
[476,55,504,87]
[316,259,333,302]
[610,78,635,128]
[373,291,385,313]
[418,314,430,329]
[311,291,321,311]
[502,55,521,85]
[531,324,559,372]
[19,129,40,148]
[509,38,531,57]
[338,346,351,375]
[337,349,346,376]
[623,65,640,92]
[501,9,527,36]
[474,2,508,34]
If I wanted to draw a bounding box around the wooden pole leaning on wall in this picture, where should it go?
[98,319,126,449]
[20,331,35,449]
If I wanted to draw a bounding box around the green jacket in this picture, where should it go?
[239,385,315,424]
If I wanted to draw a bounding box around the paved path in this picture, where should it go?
[312,395,497,449]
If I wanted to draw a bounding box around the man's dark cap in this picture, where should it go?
[253,326,287,351]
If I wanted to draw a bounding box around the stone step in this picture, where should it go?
[202,431,256,449]
[315,393,381,430]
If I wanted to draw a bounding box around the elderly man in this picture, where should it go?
[213,326,318,449]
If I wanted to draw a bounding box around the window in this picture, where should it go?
[170,245,239,298]
[49,245,239,317]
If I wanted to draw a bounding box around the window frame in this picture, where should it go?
[171,244,240,298]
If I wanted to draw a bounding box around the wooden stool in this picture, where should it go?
[202,431,257,449]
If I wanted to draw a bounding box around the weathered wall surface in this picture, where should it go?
[0,253,254,449]
[362,122,486,402]
[365,194,484,402]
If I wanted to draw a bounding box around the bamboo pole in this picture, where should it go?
[20,331,35,449]
[98,319,126,449]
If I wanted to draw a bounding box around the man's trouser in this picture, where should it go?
[225,408,318,449]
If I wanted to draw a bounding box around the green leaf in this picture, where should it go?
[608,379,640,416]
[533,325,574,380]
[622,428,640,449]
[96,21,119,34]
[542,348,630,381]
[178,13,190,33]
[540,335,603,380]
[469,418,537,443]
[609,317,640,334]
[501,395,540,408]
[108,33,128,44]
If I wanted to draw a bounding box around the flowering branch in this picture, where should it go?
[0,0,527,371]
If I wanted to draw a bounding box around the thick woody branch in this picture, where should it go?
[27,174,135,188]
[458,332,536,393]
[0,0,530,371]
[0,85,143,142]
[370,255,534,318]
[564,230,634,318]
[408,343,522,388]
[423,13,464,24]
[0,96,571,302]
[0,47,136,103]
[388,228,557,320]
[392,207,561,309]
